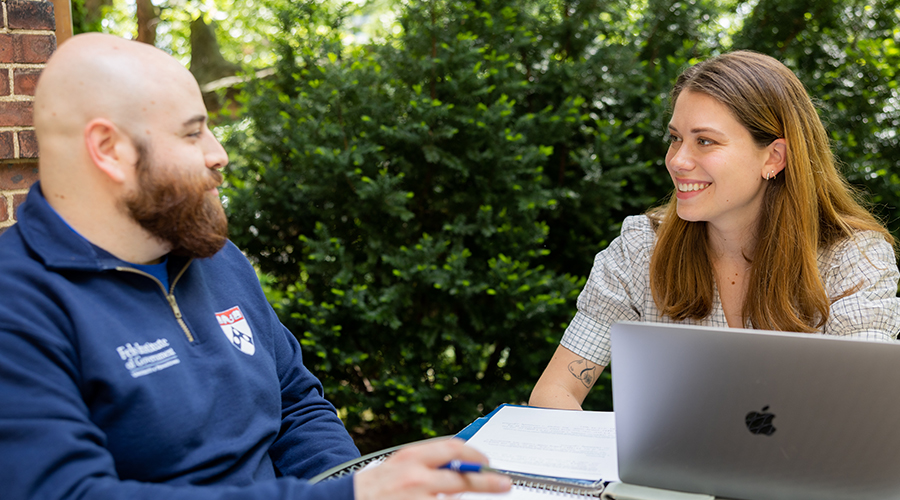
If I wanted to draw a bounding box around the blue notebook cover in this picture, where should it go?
[455,403,521,441]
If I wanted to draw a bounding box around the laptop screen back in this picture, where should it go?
[611,321,900,500]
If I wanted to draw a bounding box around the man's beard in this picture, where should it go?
[124,142,229,259]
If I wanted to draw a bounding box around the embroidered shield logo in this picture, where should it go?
[215,306,255,355]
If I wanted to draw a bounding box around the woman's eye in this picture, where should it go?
[697,138,714,146]
[667,134,681,143]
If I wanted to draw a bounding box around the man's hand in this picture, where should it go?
[353,438,512,500]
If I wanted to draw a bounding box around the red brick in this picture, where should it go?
[0,69,9,96]
[7,1,56,31]
[0,195,7,223]
[0,161,39,190]
[17,129,37,158]
[13,68,41,96]
[0,131,13,159]
[13,192,27,219]
[0,36,13,63]
[0,101,34,127]
[0,33,56,63]
[17,34,56,63]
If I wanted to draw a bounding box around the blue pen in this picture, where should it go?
[441,460,493,473]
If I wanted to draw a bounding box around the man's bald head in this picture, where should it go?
[31,33,229,264]
[35,33,202,145]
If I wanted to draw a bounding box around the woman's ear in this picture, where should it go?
[83,118,135,184]
[763,138,787,178]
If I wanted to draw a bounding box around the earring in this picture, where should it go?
[766,172,771,181]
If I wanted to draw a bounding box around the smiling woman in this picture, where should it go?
[664,90,780,235]
[529,50,900,411]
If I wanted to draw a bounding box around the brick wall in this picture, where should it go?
[0,0,56,233]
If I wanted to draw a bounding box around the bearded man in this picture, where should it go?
[0,33,509,500]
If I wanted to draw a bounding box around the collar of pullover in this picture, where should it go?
[16,182,189,273]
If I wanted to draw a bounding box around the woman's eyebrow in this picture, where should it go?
[668,124,725,135]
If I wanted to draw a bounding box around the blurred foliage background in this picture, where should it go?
[75,0,900,453]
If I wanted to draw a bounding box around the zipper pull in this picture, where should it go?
[167,294,183,319]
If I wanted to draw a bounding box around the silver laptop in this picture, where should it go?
[611,321,900,500]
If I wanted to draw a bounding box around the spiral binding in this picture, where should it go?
[328,455,387,478]
[511,477,605,497]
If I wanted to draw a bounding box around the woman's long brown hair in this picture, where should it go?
[649,51,894,331]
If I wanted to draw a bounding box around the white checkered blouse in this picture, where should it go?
[561,215,900,366]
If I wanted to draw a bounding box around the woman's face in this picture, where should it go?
[665,90,780,235]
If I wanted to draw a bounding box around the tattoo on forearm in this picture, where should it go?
[567,358,598,388]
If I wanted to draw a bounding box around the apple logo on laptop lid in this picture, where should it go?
[745,406,777,436]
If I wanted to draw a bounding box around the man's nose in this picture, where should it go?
[205,133,229,170]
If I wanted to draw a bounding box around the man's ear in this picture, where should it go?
[763,138,787,178]
[84,118,135,184]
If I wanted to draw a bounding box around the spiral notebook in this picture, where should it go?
[455,404,618,498]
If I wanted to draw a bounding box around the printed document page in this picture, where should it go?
[463,405,619,482]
